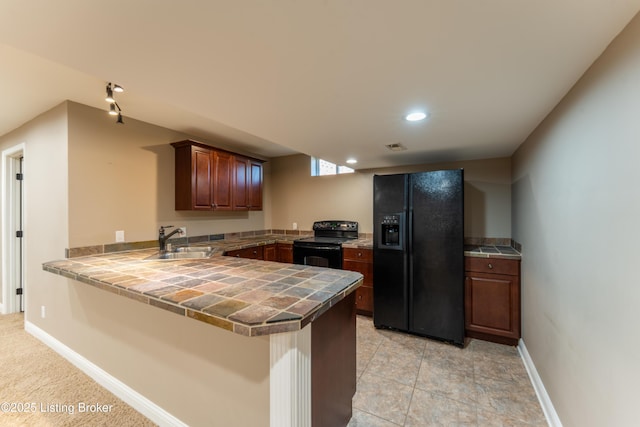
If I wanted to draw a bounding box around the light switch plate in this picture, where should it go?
[115,230,125,242]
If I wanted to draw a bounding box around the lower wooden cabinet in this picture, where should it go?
[264,244,277,261]
[225,246,264,260]
[276,243,293,263]
[225,243,291,263]
[465,257,521,346]
[342,248,374,316]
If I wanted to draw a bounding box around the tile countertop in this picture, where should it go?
[464,245,521,260]
[342,238,522,260]
[43,244,363,337]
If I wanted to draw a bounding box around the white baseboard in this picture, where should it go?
[518,338,563,427]
[25,320,187,427]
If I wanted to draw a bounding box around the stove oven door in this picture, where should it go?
[293,242,343,269]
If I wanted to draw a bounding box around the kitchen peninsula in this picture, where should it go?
[43,241,363,427]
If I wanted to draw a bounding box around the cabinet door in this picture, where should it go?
[192,146,214,210]
[355,286,374,315]
[465,272,520,344]
[264,244,277,261]
[276,243,293,263]
[212,151,233,210]
[248,160,263,210]
[233,156,249,210]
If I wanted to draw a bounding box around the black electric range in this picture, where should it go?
[293,220,359,269]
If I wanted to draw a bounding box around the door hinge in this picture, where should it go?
[16,230,23,238]
[16,288,23,295]
[16,173,24,181]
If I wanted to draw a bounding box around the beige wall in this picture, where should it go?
[270,154,512,238]
[56,283,270,426]
[0,103,69,311]
[67,101,271,247]
[512,13,640,427]
[0,102,270,425]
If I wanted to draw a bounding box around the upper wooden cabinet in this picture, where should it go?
[171,140,264,211]
[213,150,233,210]
[232,156,263,211]
[248,159,263,210]
[232,155,249,210]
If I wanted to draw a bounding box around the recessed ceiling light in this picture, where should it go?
[346,158,357,164]
[405,112,427,121]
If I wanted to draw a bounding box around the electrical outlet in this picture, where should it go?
[115,230,125,242]
[179,227,187,236]
[41,305,46,319]
[292,222,298,230]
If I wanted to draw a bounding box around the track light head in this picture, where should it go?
[113,84,124,93]
[105,84,115,103]
[109,103,118,116]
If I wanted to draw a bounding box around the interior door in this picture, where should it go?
[16,157,24,312]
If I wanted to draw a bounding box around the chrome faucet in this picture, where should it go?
[158,226,184,252]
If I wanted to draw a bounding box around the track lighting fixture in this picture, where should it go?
[105,82,125,123]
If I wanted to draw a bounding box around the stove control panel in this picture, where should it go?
[313,220,358,232]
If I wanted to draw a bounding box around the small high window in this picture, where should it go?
[311,157,354,176]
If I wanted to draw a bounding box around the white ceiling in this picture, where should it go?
[1,1,639,169]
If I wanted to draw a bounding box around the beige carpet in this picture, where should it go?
[0,313,156,426]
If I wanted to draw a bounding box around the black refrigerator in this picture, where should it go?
[373,169,465,347]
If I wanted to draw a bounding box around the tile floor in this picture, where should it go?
[348,316,547,426]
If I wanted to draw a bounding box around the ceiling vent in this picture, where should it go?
[385,143,407,152]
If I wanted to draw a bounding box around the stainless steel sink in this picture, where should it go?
[172,246,212,253]
[144,246,213,261]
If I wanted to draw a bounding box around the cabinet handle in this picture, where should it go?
[253,250,257,255]
[488,263,493,269]
[358,252,362,257]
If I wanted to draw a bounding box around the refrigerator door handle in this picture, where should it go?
[407,208,413,325]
